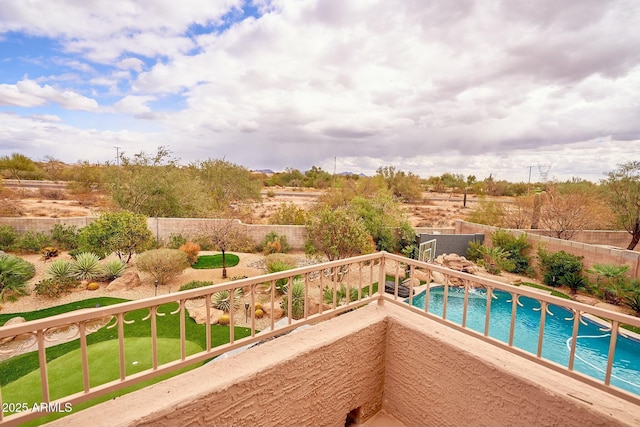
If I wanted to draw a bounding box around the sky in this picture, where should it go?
[0,0,639,183]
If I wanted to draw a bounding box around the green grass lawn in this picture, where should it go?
[2,337,202,409]
[192,253,240,269]
[0,296,252,424]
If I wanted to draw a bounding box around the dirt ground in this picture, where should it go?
[2,182,478,227]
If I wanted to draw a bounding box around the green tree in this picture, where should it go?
[305,205,375,261]
[375,166,423,203]
[107,146,208,217]
[303,166,333,188]
[349,191,415,253]
[199,219,253,278]
[0,153,38,187]
[78,211,154,262]
[602,161,640,250]
[135,249,189,287]
[65,160,104,194]
[195,159,262,214]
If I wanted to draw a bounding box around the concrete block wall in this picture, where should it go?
[0,216,451,251]
[455,220,640,279]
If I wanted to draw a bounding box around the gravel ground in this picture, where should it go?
[1,252,271,315]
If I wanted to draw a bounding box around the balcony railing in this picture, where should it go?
[1,251,639,425]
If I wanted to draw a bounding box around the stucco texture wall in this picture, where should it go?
[47,303,640,427]
[383,306,637,427]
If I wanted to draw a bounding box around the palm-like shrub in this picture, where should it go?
[70,252,103,281]
[559,272,588,295]
[0,254,36,301]
[46,259,74,281]
[211,289,243,312]
[622,282,640,315]
[102,259,126,281]
[586,263,631,305]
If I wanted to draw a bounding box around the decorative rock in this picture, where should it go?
[107,271,141,292]
[0,317,27,345]
[261,305,285,320]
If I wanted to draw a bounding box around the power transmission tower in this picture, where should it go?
[538,163,552,182]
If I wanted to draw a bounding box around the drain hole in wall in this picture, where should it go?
[345,407,362,426]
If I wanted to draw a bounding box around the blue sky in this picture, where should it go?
[1,0,639,182]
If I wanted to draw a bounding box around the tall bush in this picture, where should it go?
[135,249,189,286]
[537,248,583,287]
[0,225,18,251]
[489,229,533,275]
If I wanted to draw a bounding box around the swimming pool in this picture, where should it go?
[408,287,640,397]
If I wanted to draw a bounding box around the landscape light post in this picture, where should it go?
[244,302,250,322]
[154,280,159,296]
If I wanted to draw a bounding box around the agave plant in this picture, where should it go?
[211,289,243,312]
[102,259,126,281]
[70,252,103,281]
[45,259,74,281]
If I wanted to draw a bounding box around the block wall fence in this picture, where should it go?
[455,220,640,279]
[1,216,637,278]
[0,216,454,251]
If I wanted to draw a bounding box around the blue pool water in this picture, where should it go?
[409,287,640,396]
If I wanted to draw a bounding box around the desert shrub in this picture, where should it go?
[218,314,230,325]
[102,259,126,281]
[49,224,80,250]
[167,233,188,249]
[0,225,18,251]
[255,308,264,318]
[179,280,214,291]
[46,259,74,281]
[34,277,80,298]
[537,248,583,288]
[12,230,51,253]
[87,282,100,291]
[231,275,248,281]
[475,245,514,275]
[255,302,263,311]
[179,241,200,265]
[70,252,103,281]
[323,283,359,306]
[211,288,243,312]
[265,253,298,294]
[259,232,290,255]
[135,248,189,286]
[280,278,306,319]
[269,202,308,225]
[0,254,35,301]
[489,229,533,276]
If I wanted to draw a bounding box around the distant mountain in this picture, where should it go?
[253,169,275,174]
[338,171,367,177]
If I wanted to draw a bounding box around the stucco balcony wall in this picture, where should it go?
[48,303,640,427]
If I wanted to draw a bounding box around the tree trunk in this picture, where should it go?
[627,221,640,250]
[221,249,227,279]
[531,192,541,229]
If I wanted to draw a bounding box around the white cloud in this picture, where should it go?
[0,0,639,182]
[0,79,98,110]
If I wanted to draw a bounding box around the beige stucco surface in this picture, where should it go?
[46,303,640,427]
